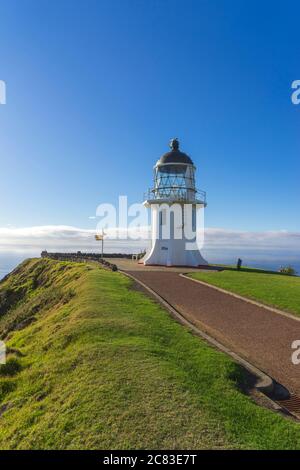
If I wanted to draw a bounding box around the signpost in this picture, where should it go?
[95,230,106,258]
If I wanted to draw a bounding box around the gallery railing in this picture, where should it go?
[143,187,206,204]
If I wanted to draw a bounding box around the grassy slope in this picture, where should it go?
[0,259,300,449]
[189,268,300,317]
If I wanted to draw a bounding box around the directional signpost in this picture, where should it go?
[95,229,106,258]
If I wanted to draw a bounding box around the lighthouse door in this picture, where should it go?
[160,246,169,264]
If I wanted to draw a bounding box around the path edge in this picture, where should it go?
[122,270,274,396]
[181,273,300,323]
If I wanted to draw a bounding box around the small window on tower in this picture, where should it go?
[192,206,196,232]
[159,209,166,226]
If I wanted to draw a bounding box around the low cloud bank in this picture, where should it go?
[0,225,150,254]
[0,225,299,260]
[204,227,300,251]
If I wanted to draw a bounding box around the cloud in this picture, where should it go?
[0,225,299,263]
[204,228,300,251]
[202,228,300,266]
[0,225,150,254]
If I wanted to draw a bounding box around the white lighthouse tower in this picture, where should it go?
[142,139,208,267]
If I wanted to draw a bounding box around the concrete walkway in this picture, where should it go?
[125,269,300,396]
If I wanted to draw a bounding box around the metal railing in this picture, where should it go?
[143,187,206,204]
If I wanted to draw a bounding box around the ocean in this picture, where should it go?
[0,250,299,280]
[0,251,40,280]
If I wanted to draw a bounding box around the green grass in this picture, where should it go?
[189,267,300,317]
[0,259,300,449]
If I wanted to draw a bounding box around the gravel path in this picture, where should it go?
[128,271,300,395]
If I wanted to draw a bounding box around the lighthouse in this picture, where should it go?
[142,139,208,267]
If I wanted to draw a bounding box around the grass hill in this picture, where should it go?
[189,267,300,317]
[0,258,300,449]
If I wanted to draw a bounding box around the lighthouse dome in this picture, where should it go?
[157,138,193,166]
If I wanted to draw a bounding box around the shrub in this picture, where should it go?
[0,358,22,377]
[0,380,16,401]
[278,265,297,276]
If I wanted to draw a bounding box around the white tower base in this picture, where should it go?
[142,202,208,267]
[143,238,207,266]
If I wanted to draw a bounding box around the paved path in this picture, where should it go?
[107,257,220,273]
[127,270,300,396]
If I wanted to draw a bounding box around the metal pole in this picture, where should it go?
[102,236,104,258]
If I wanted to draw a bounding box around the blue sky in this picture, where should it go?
[0,0,299,237]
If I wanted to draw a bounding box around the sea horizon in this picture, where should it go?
[1,250,299,280]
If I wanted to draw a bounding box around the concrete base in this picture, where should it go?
[142,238,208,267]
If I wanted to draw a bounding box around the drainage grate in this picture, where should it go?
[276,395,300,418]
